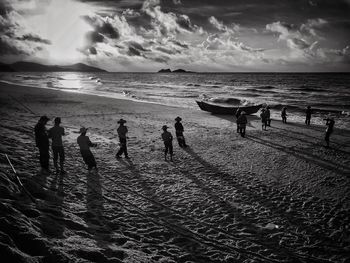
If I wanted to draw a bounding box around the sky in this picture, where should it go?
[0,0,349,72]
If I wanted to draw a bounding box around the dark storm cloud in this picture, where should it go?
[127,46,142,56]
[83,15,120,39]
[129,41,148,51]
[171,40,188,49]
[85,31,105,43]
[155,46,179,54]
[16,34,51,45]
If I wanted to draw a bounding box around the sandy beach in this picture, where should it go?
[0,82,349,263]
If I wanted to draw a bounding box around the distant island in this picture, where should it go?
[158,68,194,73]
[0,61,107,72]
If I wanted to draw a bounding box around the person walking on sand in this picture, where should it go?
[161,125,173,161]
[281,107,287,123]
[48,117,65,174]
[260,108,268,131]
[174,116,187,148]
[77,127,97,171]
[237,111,247,137]
[305,106,312,125]
[266,106,271,126]
[324,116,335,148]
[34,116,50,173]
[116,118,129,159]
[235,107,241,133]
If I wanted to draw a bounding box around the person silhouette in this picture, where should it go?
[324,116,335,148]
[115,118,129,159]
[48,117,65,174]
[305,106,312,125]
[161,125,173,161]
[34,116,50,173]
[281,107,287,123]
[260,108,268,131]
[174,116,187,148]
[237,111,247,137]
[77,127,97,171]
[266,106,271,126]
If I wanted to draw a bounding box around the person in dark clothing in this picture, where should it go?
[266,106,271,126]
[281,107,287,123]
[260,108,268,131]
[237,111,247,137]
[174,116,187,148]
[235,107,241,133]
[116,118,129,159]
[161,125,173,161]
[324,117,335,148]
[77,127,97,171]
[305,106,312,125]
[48,117,65,174]
[34,115,50,173]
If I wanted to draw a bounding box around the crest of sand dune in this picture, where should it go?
[0,82,349,263]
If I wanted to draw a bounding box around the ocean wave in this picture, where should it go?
[294,85,328,92]
[270,104,343,114]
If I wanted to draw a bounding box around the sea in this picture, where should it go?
[1,72,350,129]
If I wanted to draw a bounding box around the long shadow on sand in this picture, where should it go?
[246,134,350,177]
[116,158,239,262]
[182,147,346,259]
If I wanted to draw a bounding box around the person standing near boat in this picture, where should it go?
[34,116,50,173]
[305,106,312,125]
[324,116,335,148]
[266,106,271,126]
[281,107,287,123]
[115,118,129,159]
[161,125,173,161]
[174,117,187,148]
[77,127,97,171]
[260,108,268,131]
[237,111,247,137]
[48,117,65,174]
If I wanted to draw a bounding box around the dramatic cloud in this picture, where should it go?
[0,0,349,71]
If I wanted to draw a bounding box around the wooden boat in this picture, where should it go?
[196,100,262,115]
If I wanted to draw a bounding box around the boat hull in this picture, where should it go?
[196,100,262,115]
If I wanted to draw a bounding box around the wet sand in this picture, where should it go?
[0,82,349,263]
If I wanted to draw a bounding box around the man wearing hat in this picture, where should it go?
[161,125,173,161]
[77,127,97,171]
[116,118,129,159]
[35,116,50,172]
[236,111,248,137]
[48,117,65,174]
[174,116,187,148]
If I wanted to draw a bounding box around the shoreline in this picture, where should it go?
[1,81,350,262]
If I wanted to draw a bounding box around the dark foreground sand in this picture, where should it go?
[0,82,349,263]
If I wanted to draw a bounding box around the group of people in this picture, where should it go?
[234,105,335,148]
[34,116,188,173]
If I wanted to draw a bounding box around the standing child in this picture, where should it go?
[116,118,129,159]
[281,107,287,123]
[161,125,173,161]
[174,116,187,148]
[77,127,97,171]
[48,117,65,174]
